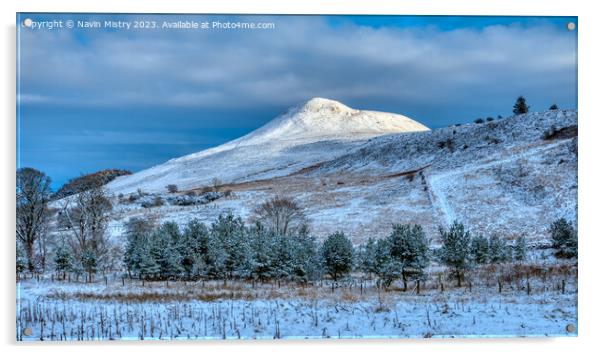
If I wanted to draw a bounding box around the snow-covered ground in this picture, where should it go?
[17,273,577,340]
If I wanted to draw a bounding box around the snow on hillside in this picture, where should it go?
[307,109,578,240]
[107,98,428,194]
[105,109,577,245]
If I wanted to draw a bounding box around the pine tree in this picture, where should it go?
[123,217,155,278]
[209,214,251,280]
[358,237,379,277]
[80,249,98,283]
[488,235,511,264]
[438,221,473,287]
[513,235,527,262]
[249,223,277,281]
[372,238,401,288]
[204,234,228,279]
[549,104,558,110]
[290,232,322,283]
[70,258,85,282]
[387,224,430,291]
[54,244,73,280]
[513,96,529,115]
[549,218,577,258]
[150,223,183,279]
[470,234,489,264]
[271,234,296,281]
[138,242,160,280]
[321,231,354,281]
[181,219,210,279]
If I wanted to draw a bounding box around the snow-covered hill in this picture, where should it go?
[105,106,576,245]
[107,98,429,194]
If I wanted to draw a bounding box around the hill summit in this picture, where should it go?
[107,98,428,194]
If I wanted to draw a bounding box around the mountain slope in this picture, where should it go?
[107,109,577,245]
[107,98,429,194]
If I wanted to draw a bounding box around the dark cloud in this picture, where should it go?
[16,15,577,188]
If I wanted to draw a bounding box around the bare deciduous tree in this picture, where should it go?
[58,184,113,269]
[16,168,52,272]
[252,196,307,236]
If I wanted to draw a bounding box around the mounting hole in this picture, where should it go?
[566,22,576,31]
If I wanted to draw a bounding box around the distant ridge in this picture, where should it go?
[53,169,132,200]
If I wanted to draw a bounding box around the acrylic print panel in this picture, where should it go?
[15,13,578,341]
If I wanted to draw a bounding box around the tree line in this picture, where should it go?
[115,216,577,289]
[17,167,577,288]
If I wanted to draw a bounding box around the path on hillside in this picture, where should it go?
[426,139,573,226]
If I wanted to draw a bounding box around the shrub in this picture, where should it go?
[542,125,558,140]
[437,138,454,151]
[142,196,164,208]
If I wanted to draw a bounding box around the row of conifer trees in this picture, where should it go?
[110,214,576,288]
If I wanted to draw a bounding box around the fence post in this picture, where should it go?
[562,279,566,294]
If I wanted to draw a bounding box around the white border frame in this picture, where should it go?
[2,1,600,353]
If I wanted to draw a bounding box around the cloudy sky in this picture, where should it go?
[16,14,577,189]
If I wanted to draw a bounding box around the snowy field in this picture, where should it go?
[16,265,577,341]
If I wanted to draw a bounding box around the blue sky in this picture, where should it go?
[16,14,577,190]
